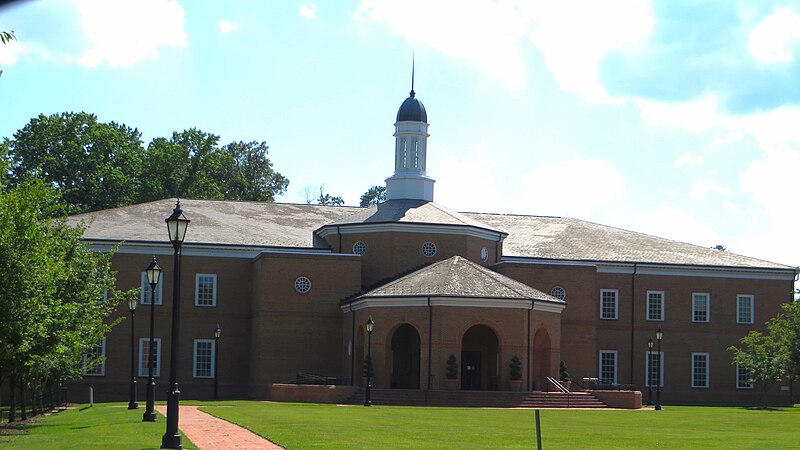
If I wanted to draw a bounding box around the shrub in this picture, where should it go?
[559,361,571,382]
[509,355,522,380]
[446,354,458,379]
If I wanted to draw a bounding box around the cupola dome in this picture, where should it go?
[396,90,427,123]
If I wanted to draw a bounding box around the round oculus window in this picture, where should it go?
[353,241,367,255]
[481,247,489,262]
[551,286,566,300]
[294,276,311,294]
[421,241,437,257]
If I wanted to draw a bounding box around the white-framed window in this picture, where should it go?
[645,351,664,388]
[83,339,106,376]
[647,291,664,321]
[421,241,437,258]
[480,247,489,263]
[600,289,618,320]
[737,295,754,324]
[195,274,217,307]
[138,338,161,377]
[193,339,216,378]
[599,350,618,384]
[140,272,163,305]
[736,364,753,389]
[551,286,566,301]
[353,241,367,255]
[692,353,710,388]
[692,293,710,323]
[294,276,311,294]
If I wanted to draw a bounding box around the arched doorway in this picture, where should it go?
[390,324,421,389]
[532,328,551,391]
[461,325,499,390]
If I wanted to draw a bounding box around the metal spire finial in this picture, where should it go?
[410,52,415,98]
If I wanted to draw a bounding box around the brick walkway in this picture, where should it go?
[154,405,283,450]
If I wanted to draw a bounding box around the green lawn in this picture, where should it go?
[200,401,800,450]
[0,403,197,449]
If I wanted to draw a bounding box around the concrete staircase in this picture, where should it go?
[346,389,609,408]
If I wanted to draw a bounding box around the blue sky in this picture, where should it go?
[2,0,799,269]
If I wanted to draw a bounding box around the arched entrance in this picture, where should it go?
[532,328,551,391]
[461,325,499,390]
[390,324,421,389]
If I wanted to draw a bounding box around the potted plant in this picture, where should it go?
[509,355,523,391]
[445,354,460,390]
[559,360,572,390]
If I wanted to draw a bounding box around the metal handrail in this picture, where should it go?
[546,377,570,407]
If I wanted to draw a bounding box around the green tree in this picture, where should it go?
[728,331,785,409]
[4,112,145,213]
[767,299,800,393]
[509,355,522,381]
[446,354,458,380]
[0,30,14,44]
[359,185,386,207]
[0,180,123,418]
[218,140,288,201]
[303,185,344,206]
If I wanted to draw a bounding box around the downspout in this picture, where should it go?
[427,296,433,391]
[528,300,533,391]
[630,263,637,384]
[337,226,342,253]
[350,301,355,386]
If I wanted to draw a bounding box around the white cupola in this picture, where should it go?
[385,82,435,202]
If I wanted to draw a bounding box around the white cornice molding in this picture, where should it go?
[318,222,505,242]
[340,296,566,313]
[83,239,359,259]
[498,257,796,281]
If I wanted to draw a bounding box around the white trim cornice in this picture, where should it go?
[83,239,359,260]
[317,222,506,242]
[340,296,566,313]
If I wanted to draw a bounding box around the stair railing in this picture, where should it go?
[546,376,570,407]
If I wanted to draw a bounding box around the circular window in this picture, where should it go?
[353,241,367,255]
[421,241,437,258]
[481,247,489,262]
[551,286,566,301]
[294,276,311,294]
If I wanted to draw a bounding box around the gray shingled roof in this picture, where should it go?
[70,198,358,247]
[466,213,793,269]
[324,199,501,232]
[358,256,562,302]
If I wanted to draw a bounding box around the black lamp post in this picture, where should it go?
[647,337,653,406]
[213,324,221,401]
[162,200,189,450]
[364,315,374,407]
[143,257,162,422]
[128,295,139,410]
[655,327,663,411]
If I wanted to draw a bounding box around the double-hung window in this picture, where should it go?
[599,350,618,384]
[692,293,710,323]
[692,353,709,388]
[645,351,664,388]
[737,295,754,324]
[195,274,217,307]
[600,289,619,320]
[193,339,216,378]
[138,338,161,377]
[647,291,664,321]
[736,364,753,389]
[83,339,106,376]
[140,272,163,305]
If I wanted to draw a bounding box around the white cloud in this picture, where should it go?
[689,179,729,200]
[528,0,654,101]
[218,19,239,34]
[0,39,22,66]
[300,4,318,19]
[354,0,530,89]
[76,0,187,68]
[722,200,740,211]
[672,154,704,168]
[747,7,800,64]
[520,158,625,218]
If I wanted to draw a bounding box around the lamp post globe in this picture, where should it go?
[647,338,654,406]
[213,324,221,401]
[143,256,161,422]
[364,315,374,407]
[128,295,139,410]
[655,328,663,411]
[162,200,189,449]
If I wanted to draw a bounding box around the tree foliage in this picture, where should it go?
[360,185,386,207]
[767,299,800,384]
[0,180,124,396]
[0,30,14,45]
[728,331,785,408]
[303,185,344,206]
[3,113,290,212]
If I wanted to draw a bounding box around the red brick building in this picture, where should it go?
[70,88,797,405]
